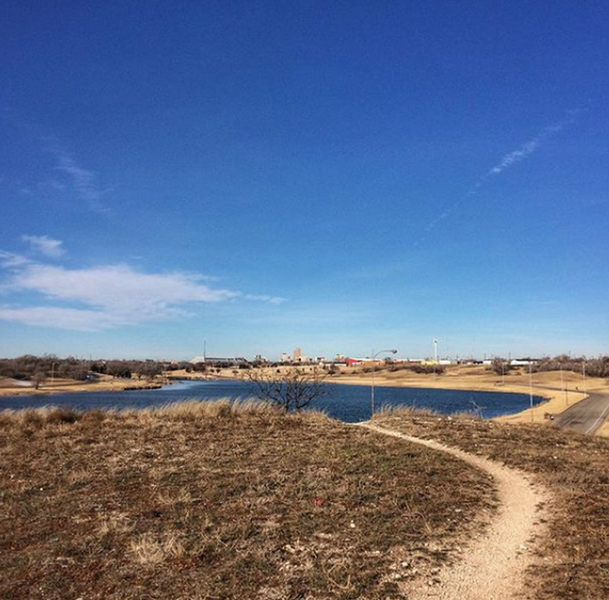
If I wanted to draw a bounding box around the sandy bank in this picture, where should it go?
[0,376,165,397]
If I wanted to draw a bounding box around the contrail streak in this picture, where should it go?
[413,109,584,247]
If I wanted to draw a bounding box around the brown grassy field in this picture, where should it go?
[374,409,609,600]
[0,401,495,600]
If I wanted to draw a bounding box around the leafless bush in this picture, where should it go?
[243,367,328,411]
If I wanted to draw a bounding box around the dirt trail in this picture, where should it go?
[360,423,549,600]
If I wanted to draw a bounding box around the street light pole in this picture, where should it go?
[370,348,397,417]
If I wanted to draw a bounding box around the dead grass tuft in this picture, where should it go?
[129,532,185,565]
[44,406,81,424]
[156,488,193,506]
[97,513,135,536]
[121,397,278,421]
[376,404,439,418]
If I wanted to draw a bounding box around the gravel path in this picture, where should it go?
[360,423,549,600]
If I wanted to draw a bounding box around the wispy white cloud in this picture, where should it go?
[21,235,65,258]
[10,263,238,316]
[0,250,31,268]
[46,145,110,214]
[0,255,284,331]
[1,112,111,214]
[0,305,120,332]
[38,179,66,192]
[244,293,285,305]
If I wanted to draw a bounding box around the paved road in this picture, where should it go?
[554,392,609,435]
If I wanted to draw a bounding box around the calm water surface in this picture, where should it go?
[0,379,543,422]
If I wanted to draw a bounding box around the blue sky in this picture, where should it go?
[1,1,607,360]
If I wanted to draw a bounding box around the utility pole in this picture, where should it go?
[560,364,568,406]
[529,360,534,423]
[582,360,587,396]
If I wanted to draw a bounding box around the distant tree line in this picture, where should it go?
[91,360,163,380]
[165,361,196,372]
[531,355,609,378]
[0,355,89,382]
[485,355,609,378]
[382,363,446,375]
[0,355,164,382]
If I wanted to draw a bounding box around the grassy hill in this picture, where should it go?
[0,402,493,600]
[2,401,608,599]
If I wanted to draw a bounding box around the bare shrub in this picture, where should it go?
[243,367,328,412]
[45,407,81,425]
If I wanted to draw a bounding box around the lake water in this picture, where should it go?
[0,379,543,422]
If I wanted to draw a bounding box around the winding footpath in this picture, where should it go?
[360,423,549,600]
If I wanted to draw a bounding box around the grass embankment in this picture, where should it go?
[374,409,609,600]
[597,420,609,437]
[0,401,494,600]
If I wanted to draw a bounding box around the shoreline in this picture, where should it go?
[2,368,608,430]
[0,375,224,398]
[0,378,167,397]
[327,372,593,424]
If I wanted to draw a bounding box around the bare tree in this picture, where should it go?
[243,367,328,412]
[489,358,511,376]
[32,371,47,389]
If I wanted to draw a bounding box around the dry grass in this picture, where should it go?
[129,532,186,565]
[597,419,609,438]
[374,407,609,600]
[0,400,495,600]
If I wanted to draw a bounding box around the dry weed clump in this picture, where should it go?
[97,513,135,537]
[129,532,186,565]
[374,408,609,600]
[0,400,495,600]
